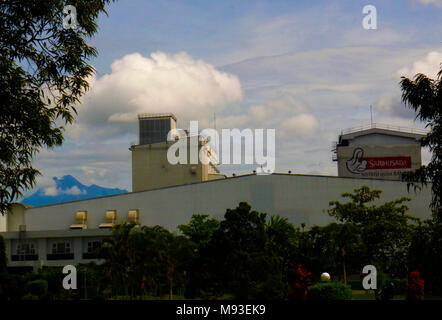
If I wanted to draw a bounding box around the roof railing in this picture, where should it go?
[341,123,429,136]
[138,113,177,121]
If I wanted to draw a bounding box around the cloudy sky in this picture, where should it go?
[28,0,442,195]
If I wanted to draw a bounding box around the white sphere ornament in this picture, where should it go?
[321,272,331,282]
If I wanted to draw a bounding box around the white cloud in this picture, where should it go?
[375,93,416,119]
[281,114,319,135]
[71,52,243,140]
[375,50,442,118]
[42,185,86,197]
[64,186,86,196]
[418,0,442,8]
[248,105,272,121]
[43,186,58,196]
[397,51,442,79]
[31,175,58,197]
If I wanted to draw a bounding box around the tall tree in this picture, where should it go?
[0,0,115,213]
[177,214,220,298]
[297,223,364,283]
[209,202,268,299]
[204,202,299,299]
[400,65,442,222]
[0,235,6,273]
[328,186,417,275]
[100,222,139,297]
[408,219,442,295]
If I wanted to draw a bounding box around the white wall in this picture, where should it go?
[21,174,433,232]
[0,213,6,232]
[7,204,25,232]
[349,133,418,146]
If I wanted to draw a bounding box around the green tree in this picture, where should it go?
[177,214,220,298]
[400,65,442,222]
[178,214,220,247]
[328,186,418,275]
[0,235,6,273]
[0,0,115,213]
[100,222,190,299]
[297,223,364,282]
[262,215,301,299]
[205,202,300,299]
[99,222,139,297]
[137,225,189,299]
[408,219,442,295]
[209,202,268,299]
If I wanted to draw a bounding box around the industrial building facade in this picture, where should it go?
[0,173,432,271]
[0,117,433,271]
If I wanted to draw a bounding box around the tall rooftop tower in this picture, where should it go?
[332,123,427,180]
[131,113,224,192]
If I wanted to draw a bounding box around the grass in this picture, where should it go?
[351,290,442,300]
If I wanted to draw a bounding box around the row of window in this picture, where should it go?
[11,252,99,261]
[12,241,102,261]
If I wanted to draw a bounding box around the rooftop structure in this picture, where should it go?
[131,113,223,192]
[138,113,177,145]
[333,123,428,180]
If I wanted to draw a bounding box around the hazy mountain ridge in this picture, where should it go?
[22,175,128,207]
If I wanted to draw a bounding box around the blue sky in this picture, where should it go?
[28,0,442,195]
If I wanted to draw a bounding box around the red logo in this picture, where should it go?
[362,156,411,170]
[346,148,411,174]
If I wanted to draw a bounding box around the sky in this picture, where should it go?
[27,0,442,196]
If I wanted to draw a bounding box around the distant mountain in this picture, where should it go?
[22,175,128,207]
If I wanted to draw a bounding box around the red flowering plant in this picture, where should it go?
[288,263,312,300]
[406,270,424,300]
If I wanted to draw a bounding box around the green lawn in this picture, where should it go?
[352,290,442,300]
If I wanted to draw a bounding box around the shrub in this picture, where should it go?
[380,280,400,301]
[0,272,26,300]
[26,279,48,298]
[307,281,352,300]
[288,264,311,300]
[21,294,39,300]
[0,235,7,273]
[406,270,424,300]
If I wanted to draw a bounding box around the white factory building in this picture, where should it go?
[0,115,432,271]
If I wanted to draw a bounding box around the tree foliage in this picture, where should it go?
[0,0,115,213]
[99,222,190,299]
[400,65,442,221]
[328,186,417,274]
[408,219,442,294]
[0,235,6,273]
[1,198,440,299]
[196,202,300,299]
[297,223,364,281]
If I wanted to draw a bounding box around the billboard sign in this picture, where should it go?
[338,145,419,180]
[346,148,412,174]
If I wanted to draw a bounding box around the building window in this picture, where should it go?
[47,241,74,260]
[16,243,36,255]
[87,241,101,253]
[11,242,38,261]
[83,240,102,259]
[51,242,71,254]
